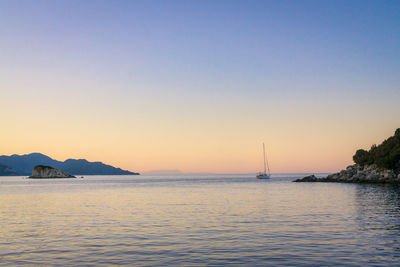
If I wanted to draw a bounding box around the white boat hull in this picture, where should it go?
[256,174,270,179]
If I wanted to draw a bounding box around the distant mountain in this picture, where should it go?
[0,162,19,176]
[60,159,137,175]
[0,153,139,176]
[0,153,55,175]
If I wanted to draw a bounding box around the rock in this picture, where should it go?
[366,174,379,181]
[384,170,396,179]
[29,165,75,179]
[293,175,318,182]
[293,164,400,184]
[357,170,366,175]
[330,173,339,179]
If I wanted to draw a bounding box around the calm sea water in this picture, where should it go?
[1,174,400,266]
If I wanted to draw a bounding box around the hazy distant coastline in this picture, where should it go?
[143,169,183,175]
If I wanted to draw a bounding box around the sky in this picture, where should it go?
[1,0,399,174]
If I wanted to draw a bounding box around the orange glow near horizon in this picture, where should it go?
[2,78,398,174]
[1,112,398,174]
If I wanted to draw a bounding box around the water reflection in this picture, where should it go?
[1,175,400,265]
[354,184,400,260]
[355,184,400,227]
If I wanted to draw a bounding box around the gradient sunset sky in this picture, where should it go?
[1,0,399,173]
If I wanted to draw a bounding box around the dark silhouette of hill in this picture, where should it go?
[0,153,55,175]
[0,153,139,176]
[0,162,19,176]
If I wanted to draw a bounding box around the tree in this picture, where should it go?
[353,149,372,166]
[353,128,400,171]
[395,128,400,137]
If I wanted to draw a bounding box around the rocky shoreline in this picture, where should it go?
[294,164,400,184]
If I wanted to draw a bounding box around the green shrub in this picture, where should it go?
[353,128,400,171]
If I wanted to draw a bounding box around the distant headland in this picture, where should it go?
[295,128,400,183]
[0,153,139,176]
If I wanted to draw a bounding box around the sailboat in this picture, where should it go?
[256,143,271,179]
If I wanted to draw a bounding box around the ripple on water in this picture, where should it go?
[1,175,400,266]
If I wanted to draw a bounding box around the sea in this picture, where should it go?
[1,174,400,266]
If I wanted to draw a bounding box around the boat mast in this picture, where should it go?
[265,147,271,176]
[263,143,266,175]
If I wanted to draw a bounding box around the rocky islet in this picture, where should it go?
[29,165,76,179]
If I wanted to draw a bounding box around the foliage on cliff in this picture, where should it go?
[353,128,400,171]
